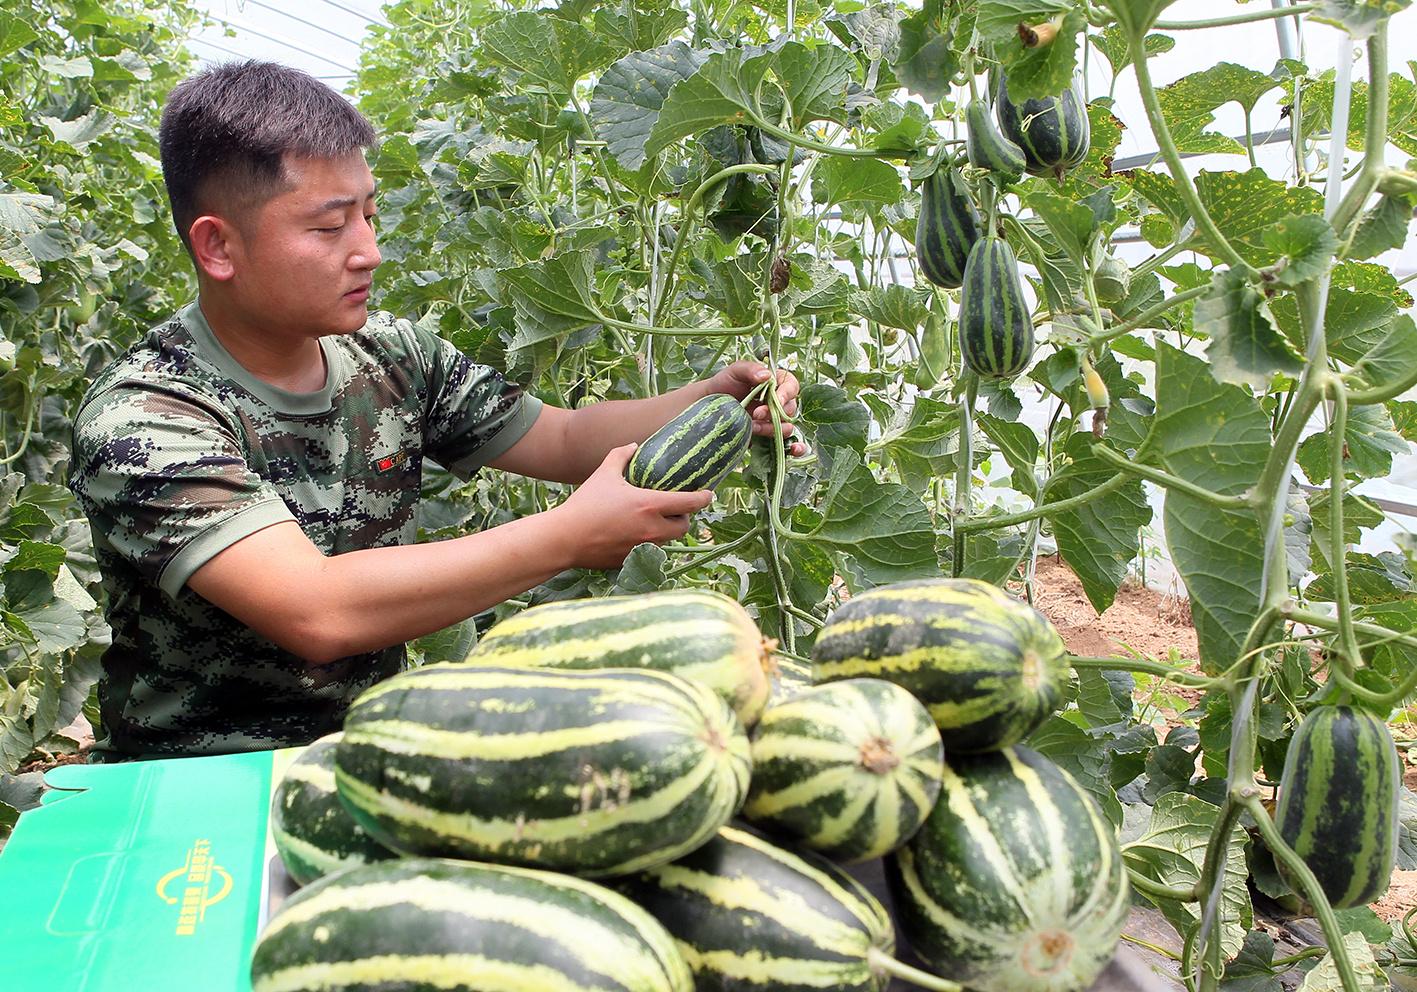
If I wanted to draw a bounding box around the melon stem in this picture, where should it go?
[866,948,963,991]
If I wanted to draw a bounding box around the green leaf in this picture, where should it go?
[479,11,620,96]
[1193,268,1303,390]
[1297,403,1409,482]
[0,12,38,60]
[688,254,762,326]
[1309,489,1384,570]
[1346,194,1412,260]
[1160,63,1281,156]
[860,101,931,153]
[612,543,668,595]
[993,8,1088,104]
[1300,67,1417,156]
[591,3,689,53]
[1263,214,1339,286]
[848,284,928,332]
[590,42,709,170]
[1165,493,1264,673]
[761,42,856,129]
[976,412,1040,497]
[1099,0,1182,35]
[876,395,963,493]
[1122,792,1252,960]
[411,618,479,665]
[799,383,870,453]
[1296,933,1386,992]
[1026,190,1096,264]
[893,0,972,103]
[1028,715,1124,826]
[1152,341,1271,495]
[39,109,117,151]
[497,250,604,348]
[2,541,65,579]
[1349,313,1417,396]
[1089,26,1174,78]
[5,572,87,656]
[812,156,904,207]
[1194,169,1324,267]
[1220,931,1284,992]
[1333,906,1394,945]
[1042,435,1151,613]
[1310,0,1410,38]
[802,449,940,587]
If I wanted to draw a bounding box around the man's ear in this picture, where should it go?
[189,215,238,282]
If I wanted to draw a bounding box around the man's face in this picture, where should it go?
[225,151,381,337]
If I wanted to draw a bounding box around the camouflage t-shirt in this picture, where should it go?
[69,300,542,761]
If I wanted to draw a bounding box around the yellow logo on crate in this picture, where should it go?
[155,839,233,936]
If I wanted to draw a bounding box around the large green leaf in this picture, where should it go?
[1296,403,1409,482]
[812,156,904,207]
[590,42,710,169]
[1297,933,1387,992]
[1300,66,1417,156]
[479,11,620,96]
[1193,268,1302,390]
[893,0,972,102]
[798,382,870,453]
[976,412,1040,497]
[1165,493,1264,673]
[848,284,928,332]
[1123,792,1253,960]
[1348,313,1417,396]
[1151,341,1271,495]
[645,42,854,163]
[496,249,604,348]
[1193,169,1324,267]
[1310,0,1411,38]
[801,449,940,587]
[984,3,1086,103]
[1042,435,1151,614]
[1157,63,1281,155]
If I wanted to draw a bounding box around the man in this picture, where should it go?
[69,61,801,762]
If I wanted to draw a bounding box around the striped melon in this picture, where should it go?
[767,652,813,704]
[627,393,752,493]
[1275,704,1401,909]
[914,161,982,290]
[743,678,944,864]
[612,825,958,991]
[811,578,1067,752]
[270,733,395,886]
[467,589,773,728]
[335,665,751,877]
[995,75,1090,178]
[251,857,693,992]
[960,236,1034,380]
[966,97,1026,181]
[886,747,1129,992]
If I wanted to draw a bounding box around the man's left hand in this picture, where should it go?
[706,360,806,457]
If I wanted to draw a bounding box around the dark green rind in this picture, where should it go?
[270,733,395,887]
[466,589,772,728]
[743,678,944,864]
[1275,705,1401,909]
[810,578,1067,752]
[995,77,1090,177]
[335,665,751,877]
[611,825,897,992]
[914,164,982,290]
[628,394,752,493]
[251,857,693,992]
[960,237,1034,381]
[768,654,814,704]
[966,98,1026,180]
[885,747,1130,992]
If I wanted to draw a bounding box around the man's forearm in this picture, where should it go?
[310,509,576,662]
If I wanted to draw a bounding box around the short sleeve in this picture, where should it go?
[70,381,297,598]
[407,321,543,478]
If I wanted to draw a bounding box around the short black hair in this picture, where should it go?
[159,61,376,253]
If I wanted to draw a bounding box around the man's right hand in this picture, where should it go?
[553,443,713,570]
